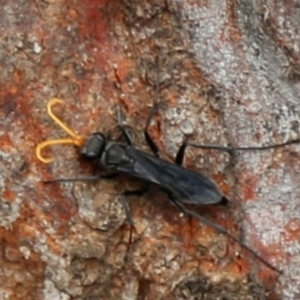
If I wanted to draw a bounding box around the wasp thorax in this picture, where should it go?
[105,144,132,165]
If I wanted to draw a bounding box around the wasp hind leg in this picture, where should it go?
[119,188,149,261]
[169,195,281,274]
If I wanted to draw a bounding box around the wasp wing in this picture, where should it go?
[116,147,224,205]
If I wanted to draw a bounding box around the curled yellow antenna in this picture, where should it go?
[36,98,85,163]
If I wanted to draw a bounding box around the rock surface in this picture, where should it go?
[0,1,300,299]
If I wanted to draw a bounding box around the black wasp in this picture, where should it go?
[36,98,297,274]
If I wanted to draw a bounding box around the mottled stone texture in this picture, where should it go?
[0,0,300,299]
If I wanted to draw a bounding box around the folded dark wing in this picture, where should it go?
[116,147,224,205]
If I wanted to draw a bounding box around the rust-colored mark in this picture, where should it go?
[199,257,248,282]
[4,244,23,263]
[218,0,242,52]
[257,267,281,288]
[36,183,78,221]
[223,258,249,278]
[68,8,79,20]
[80,0,110,43]
[213,172,230,196]
[45,234,64,256]
[0,224,45,295]
[79,0,117,73]
[284,218,300,241]
[2,190,16,203]
[0,133,12,148]
[234,257,250,274]
[13,204,66,257]
[240,175,257,201]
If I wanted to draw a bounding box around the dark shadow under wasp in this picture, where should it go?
[36,98,299,274]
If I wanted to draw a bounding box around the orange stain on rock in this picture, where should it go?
[240,174,257,201]
[284,218,300,241]
[0,133,12,148]
[213,172,230,196]
[2,190,16,203]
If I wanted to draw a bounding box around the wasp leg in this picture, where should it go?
[119,188,149,261]
[120,188,148,226]
[175,141,188,166]
[169,196,281,274]
[187,138,300,152]
[43,173,118,184]
[117,108,134,145]
[144,102,161,157]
